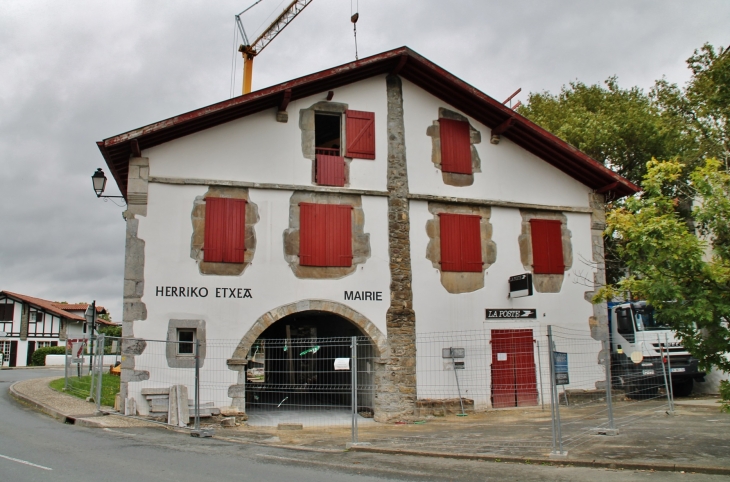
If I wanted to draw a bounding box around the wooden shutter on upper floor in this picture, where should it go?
[316,154,346,186]
[204,198,247,263]
[345,110,375,159]
[299,203,353,267]
[529,219,564,274]
[439,118,472,174]
[439,213,483,272]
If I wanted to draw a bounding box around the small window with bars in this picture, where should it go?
[177,329,196,355]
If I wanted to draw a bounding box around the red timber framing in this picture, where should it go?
[316,154,346,186]
[345,110,375,159]
[490,329,538,408]
[97,47,639,201]
[439,118,472,174]
[299,203,353,267]
[204,198,247,263]
[438,213,482,272]
[529,219,564,274]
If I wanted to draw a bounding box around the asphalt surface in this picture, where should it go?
[1,368,728,481]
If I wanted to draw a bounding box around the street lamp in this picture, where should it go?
[91,168,124,199]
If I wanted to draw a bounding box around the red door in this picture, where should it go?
[490,330,538,408]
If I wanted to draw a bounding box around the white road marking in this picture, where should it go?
[102,428,137,437]
[0,453,53,471]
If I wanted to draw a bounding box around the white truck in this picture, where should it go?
[607,301,705,398]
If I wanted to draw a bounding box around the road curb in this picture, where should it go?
[9,380,71,423]
[347,446,730,476]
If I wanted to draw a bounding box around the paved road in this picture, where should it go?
[1,369,726,481]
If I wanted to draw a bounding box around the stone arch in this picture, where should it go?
[228,300,388,363]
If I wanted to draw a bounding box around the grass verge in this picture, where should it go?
[49,374,120,407]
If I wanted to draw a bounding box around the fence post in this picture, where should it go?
[603,338,618,435]
[64,340,69,391]
[351,336,358,444]
[536,340,545,411]
[95,334,104,412]
[664,333,675,412]
[547,325,566,457]
[195,338,201,431]
[658,335,674,414]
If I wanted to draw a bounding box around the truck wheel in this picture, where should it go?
[671,378,693,397]
[627,380,659,400]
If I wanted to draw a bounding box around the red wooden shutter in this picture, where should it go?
[299,203,352,267]
[345,110,375,159]
[204,197,226,263]
[491,331,517,408]
[225,199,247,263]
[460,215,483,272]
[328,204,353,267]
[513,331,538,407]
[204,198,246,263]
[439,213,461,271]
[316,154,346,187]
[439,213,482,272]
[439,118,472,174]
[529,219,564,274]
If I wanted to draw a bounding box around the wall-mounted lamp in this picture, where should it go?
[91,168,124,199]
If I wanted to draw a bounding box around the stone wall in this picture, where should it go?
[374,74,417,422]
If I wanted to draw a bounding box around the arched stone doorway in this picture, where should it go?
[226,300,386,423]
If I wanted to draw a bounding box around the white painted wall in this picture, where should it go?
[130,183,391,412]
[126,75,609,412]
[410,200,602,407]
[146,76,389,193]
[400,79,592,208]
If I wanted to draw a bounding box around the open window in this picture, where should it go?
[313,110,375,187]
[439,213,483,272]
[299,203,353,267]
[203,197,247,263]
[529,219,565,274]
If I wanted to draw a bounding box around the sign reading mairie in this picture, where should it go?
[486,309,537,319]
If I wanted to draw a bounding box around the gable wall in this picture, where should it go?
[145,75,389,192]
[400,79,592,208]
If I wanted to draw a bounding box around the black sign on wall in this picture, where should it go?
[509,273,533,298]
[486,309,537,319]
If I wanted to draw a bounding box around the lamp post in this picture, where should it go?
[91,168,124,199]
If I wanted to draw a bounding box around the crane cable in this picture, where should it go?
[229,20,240,98]
[351,0,359,60]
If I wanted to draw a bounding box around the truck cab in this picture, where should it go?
[607,301,704,397]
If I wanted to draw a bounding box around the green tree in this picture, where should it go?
[517,77,687,186]
[596,158,730,409]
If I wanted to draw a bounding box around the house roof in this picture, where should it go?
[51,303,108,314]
[1,291,84,321]
[97,46,640,199]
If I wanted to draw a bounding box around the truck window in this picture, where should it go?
[632,305,667,331]
[616,308,634,337]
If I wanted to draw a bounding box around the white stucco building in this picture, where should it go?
[97,47,639,420]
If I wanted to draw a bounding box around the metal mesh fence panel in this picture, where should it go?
[546,325,673,452]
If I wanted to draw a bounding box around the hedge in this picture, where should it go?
[31,346,66,366]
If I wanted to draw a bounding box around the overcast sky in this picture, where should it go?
[1,0,728,320]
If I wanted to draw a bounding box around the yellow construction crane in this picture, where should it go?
[236,0,315,95]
